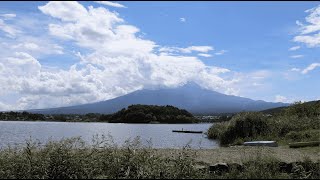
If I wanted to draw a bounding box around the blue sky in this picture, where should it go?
[0,1,319,110]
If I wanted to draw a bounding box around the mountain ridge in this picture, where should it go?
[28,83,288,115]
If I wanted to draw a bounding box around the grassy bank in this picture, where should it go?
[207,101,320,146]
[0,137,319,179]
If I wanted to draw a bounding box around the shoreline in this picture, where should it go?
[0,120,210,124]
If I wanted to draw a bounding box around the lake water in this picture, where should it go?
[0,121,218,149]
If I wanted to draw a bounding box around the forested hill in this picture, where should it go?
[262,100,320,116]
[100,104,199,123]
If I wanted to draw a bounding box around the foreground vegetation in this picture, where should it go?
[207,100,320,146]
[0,137,319,179]
[0,105,198,124]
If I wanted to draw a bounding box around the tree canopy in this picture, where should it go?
[100,104,198,123]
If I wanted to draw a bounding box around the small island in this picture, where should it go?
[97,104,198,123]
[0,104,199,124]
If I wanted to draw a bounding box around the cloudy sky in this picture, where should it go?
[0,1,319,111]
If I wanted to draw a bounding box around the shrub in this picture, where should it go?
[207,101,320,145]
[216,112,270,145]
[207,122,229,139]
[285,129,320,142]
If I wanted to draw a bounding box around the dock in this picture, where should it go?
[172,130,203,134]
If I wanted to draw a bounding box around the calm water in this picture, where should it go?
[0,121,218,149]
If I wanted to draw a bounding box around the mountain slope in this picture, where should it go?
[29,83,288,115]
[261,100,320,115]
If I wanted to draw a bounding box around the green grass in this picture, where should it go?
[0,137,319,179]
[207,101,320,146]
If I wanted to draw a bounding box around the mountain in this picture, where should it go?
[28,83,288,115]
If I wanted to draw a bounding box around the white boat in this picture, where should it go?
[243,141,278,147]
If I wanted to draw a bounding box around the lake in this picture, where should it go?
[0,121,218,149]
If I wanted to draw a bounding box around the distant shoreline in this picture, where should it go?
[0,120,212,124]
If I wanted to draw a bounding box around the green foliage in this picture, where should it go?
[285,129,320,142]
[106,104,198,124]
[208,112,269,145]
[207,100,320,146]
[0,111,45,121]
[0,137,200,179]
[282,101,320,118]
[206,122,229,139]
[0,112,103,122]
[0,137,319,179]
[0,105,197,124]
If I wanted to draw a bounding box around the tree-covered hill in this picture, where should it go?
[100,104,198,123]
[262,100,320,117]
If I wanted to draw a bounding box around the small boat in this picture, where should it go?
[172,130,203,134]
[243,141,278,147]
[289,141,320,148]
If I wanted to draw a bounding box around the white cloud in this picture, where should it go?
[250,70,271,80]
[301,5,320,34]
[274,95,304,103]
[290,68,300,72]
[180,17,186,22]
[12,42,63,55]
[2,52,41,77]
[293,5,320,47]
[294,33,320,47]
[301,63,320,74]
[0,14,16,19]
[215,50,227,55]
[0,19,20,37]
[275,95,288,103]
[182,46,213,53]
[158,47,178,53]
[198,53,212,57]
[290,55,304,59]
[95,1,126,8]
[0,1,239,110]
[38,1,88,22]
[296,20,304,26]
[226,70,274,99]
[12,42,39,50]
[0,36,64,57]
[159,46,214,54]
[288,64,320,75]
[39,2,155,56]
[289,46,300,51]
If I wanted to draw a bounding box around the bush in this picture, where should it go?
[285,129,320,142]
[207,101,320,146]
[208,112,270,145]
[207,122,229,139]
